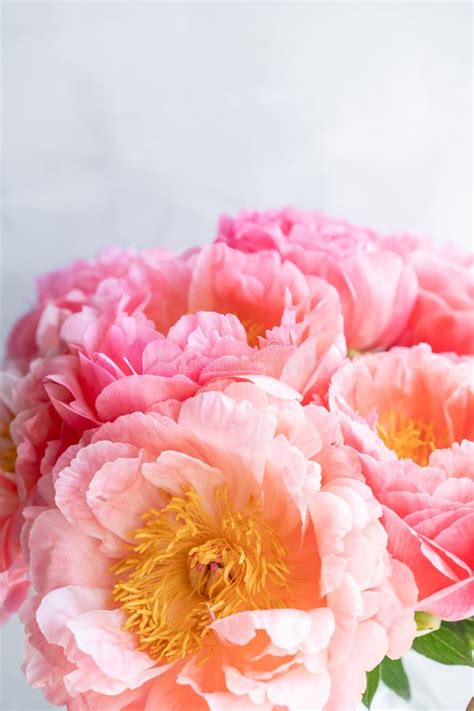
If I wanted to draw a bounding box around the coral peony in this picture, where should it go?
[186,243,346,400]
[22,383,416,710]
[216,207,418,352]
[329,345,474,620]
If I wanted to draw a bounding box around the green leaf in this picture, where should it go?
[381,657,411,701]
[452,618,474,648]
[412,620,473,666]
[362,664,381,708]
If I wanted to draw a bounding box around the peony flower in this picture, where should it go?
[216,207,418,352]
[21,383,416,710]
[393,247,474,355]
[7,247,192,366]
[186,243,346,401]
[0,365,74,622]
[329,345,474,620]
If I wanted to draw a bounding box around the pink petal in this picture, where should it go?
[178,391,277,484]
[417,576,474,621]
[55,442,138,540]
[212,608,312,650]
[96,374,198,420]
[28,510,114,594]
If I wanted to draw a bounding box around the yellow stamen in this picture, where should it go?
[112,485,289,663]
[377,412,440,466]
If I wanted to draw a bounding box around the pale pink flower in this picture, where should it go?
[216,208,418,352]
[329,345,474,620]
[22,383,416,710]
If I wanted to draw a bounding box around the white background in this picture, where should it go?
[1,2,472,709]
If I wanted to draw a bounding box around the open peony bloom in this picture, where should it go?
[186,243,346,400]
[21,383,416,710]
[216,208,418,352]
[329,345,474,620]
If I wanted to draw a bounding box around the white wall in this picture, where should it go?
[1,2,472,709]
[2,1,473,341]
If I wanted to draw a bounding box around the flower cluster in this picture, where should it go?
[1,207,473,710]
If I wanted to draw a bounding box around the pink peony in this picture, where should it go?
[216,207,418,352]
[7,247,192,366]
[21,383,416,710]
[186,243,346,400]
[395,248,474,355]
[329,345,474,620]
[43,307,198,429]
[0,365,75,622]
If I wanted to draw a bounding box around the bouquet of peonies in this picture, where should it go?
[1,208,473,710]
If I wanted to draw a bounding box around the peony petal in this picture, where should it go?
[96,375,197,420]
[417,576,474,621]
[212,609,312,650]
[28,510,115,594]
[178,391,277,484]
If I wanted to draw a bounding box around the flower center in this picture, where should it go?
[240,318,266,347]
[377,412,440,466]
[0,419,16,473]
[112,486,289,663]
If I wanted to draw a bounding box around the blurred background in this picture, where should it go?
[1,1,472,709]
